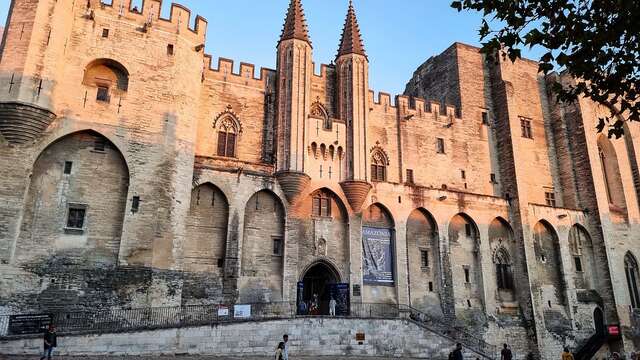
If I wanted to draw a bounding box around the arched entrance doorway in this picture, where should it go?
[594,307,605,336]
[298,262,345,316]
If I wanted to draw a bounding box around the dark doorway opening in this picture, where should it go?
[298,262,340,316]
[594,308,605,336]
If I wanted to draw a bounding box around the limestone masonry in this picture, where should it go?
[0,0,639,359]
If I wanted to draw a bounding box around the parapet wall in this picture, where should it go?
[0,318,472,359]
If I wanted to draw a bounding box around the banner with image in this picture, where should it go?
[362,227,394,285]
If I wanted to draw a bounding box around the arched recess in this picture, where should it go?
[625,252,640,309]
[295,188,349,281]
[448,213,484,310]
[489,217,517,305]
[407,208,442,315]
[17,130,130,266]
[184,183,229,273]
[568,224,596,290]
[240,190,286,302]
[623,122,640,212]
[362,203,396,303]
[83,58,130,93]
[597,135,627,216]
[533,220,567,308]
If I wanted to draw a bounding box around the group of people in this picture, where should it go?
[297,294,338,316]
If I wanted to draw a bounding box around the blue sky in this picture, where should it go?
[0,1,542,96]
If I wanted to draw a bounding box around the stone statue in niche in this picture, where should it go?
[315,238,327,256]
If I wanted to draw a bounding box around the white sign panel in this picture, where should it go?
[233,305,251,318]
[217,307,229,317]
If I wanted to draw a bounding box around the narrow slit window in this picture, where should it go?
[464,267,471,283]
[102,28,109,38]
[273,238,283,256]
[132,196,140,213]
[574,256,583,272]
[421,250,429,268]
[436,138,445,154]
[406,169,414,184]
[167,44,174,56]
[63,161,73,175]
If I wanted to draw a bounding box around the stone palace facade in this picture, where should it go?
[0,0,639,358]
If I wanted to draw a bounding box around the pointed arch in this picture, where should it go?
[623,122,640,212]
[18,130,130,266]
[370,146,389,182]
[569,224,596,290]
[407,208,442,315]
[597,134,627,213]
[185,182,229,274]
[214,111,241,158]
[625,252,640,309]
[489,217,516,301]
[310,102,331,130]
[533,220,567,307]
[240,189,286,302]
[449,213,483,309]
[363,202,394,228]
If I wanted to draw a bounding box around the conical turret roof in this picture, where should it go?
[279,0,312,46]
[337,0,366,57]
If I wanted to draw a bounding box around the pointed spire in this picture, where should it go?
[337,0,366,58]
[279,0,311,46]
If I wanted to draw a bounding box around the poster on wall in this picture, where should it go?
[233,305,251,318]
[362,227,394,285]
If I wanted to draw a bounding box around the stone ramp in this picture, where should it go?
[0,318,493,359]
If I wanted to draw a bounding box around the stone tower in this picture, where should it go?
[336,0,371,212]
[275,0,314,203]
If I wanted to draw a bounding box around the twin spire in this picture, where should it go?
[279,0,366,58]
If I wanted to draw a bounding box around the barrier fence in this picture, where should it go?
[0,302,495,358]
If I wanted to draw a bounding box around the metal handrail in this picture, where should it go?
[0,302,402,338]
[398,304,497,359]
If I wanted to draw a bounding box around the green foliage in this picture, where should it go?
[452,0,639,138]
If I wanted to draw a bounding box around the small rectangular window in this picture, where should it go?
[574,256,583,272]
[406,169,414,184]
[217,258,224,268]
[96,86,110,102]
[490,173,497,184]
[436,138,445,154]
[167,44,174,55]
[421,250,429,268]
[94,138,106,152]
[102,28,109,38]
[520,117,533,139]
[481,111,489,125]
[273,238,283,256]
[63,161,73,175]
[132,196,140,213]
[545,191,556,207]
[461,170,466,180]
[464,267,471,283]
[428,282,434,292]
[66,206,86,230]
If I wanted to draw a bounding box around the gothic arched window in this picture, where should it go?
[371,151,387,182]
[625,252,640,309]
[217,117,238,158]
[495,247,514,291]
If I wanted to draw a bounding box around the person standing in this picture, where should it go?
[275,342,285,360]
[39,325,57,360]
[282,334,289,360]
[329,297,337,317]
[501,344,513,360]
[561,347,575,360]
[451,343,463,360]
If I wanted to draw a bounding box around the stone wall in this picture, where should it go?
[0,318,491,359]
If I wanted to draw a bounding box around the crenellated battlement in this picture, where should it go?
[203,55,276,86]
[312,62,336,79]
[368,91,462,120]
[95,0,207,43]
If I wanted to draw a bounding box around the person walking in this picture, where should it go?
[501,344,513,360]
[329,297,337,317]
[39,325,57,360]
[561,347,575,360]
[282,334,289,360]
[275,342,285,360]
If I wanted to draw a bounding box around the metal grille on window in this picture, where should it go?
[67,208,86,229]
